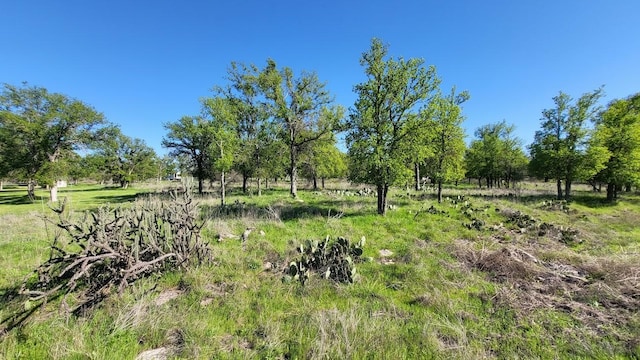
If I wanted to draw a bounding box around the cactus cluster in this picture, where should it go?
[286,236,365,285]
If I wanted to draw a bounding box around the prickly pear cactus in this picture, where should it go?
[285,236,365,285]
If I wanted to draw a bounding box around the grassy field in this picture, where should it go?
[0,180,639,359]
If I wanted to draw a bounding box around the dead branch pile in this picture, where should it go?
[454,241,640,340]
[20,190,211,316]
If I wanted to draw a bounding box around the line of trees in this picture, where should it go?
[2,39,639,212]
[0,83,175,199]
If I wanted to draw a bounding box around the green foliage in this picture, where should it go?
[201,97,239,174]
[286,236,365,285]
[91,126,158,188]
[465,120,528,188]
[529,88,606,199]
[0,83,105,197]
[347,38,440,214]
[216,62,285,193]
[162,115,218,194]
[591,92,640,200]
[258,59,344,198]
[2,183,640,358]
[300,133,347,188]
[422,88,469,202]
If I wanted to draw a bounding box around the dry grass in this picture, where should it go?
[454,238,640,345]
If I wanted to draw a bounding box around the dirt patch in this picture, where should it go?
[135,328,184,360]
[378,249,394,265]
[155,288,184,306]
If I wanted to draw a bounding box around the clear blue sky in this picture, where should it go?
[2,1,639,154]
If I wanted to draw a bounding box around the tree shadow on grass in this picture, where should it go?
[93,193,140,204]
[570,194,619,208]
[0,284,62,337]
[0,194,47,205]
[200,198,372,221]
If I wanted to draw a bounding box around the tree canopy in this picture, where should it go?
[591,93,640,201]
[0,83,105,200]
[347,38,441,214]
[258,59,344,198]
[529,88,607,200]
[162,115,217,195]
[465,120,528,189]
[422,88,469,203]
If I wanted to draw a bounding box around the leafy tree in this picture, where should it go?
[217,62,271,193]
[92,126,158,188]
[156,155,178,182]
[300,134,347,190]
[529,88,606,200]
[315,144,347,189]
[0,83,105,201]
[465,120,528,188]
[422,88,469,203]
[253,124,288,194]
[201,97,238,206]
[346,38,440,215]
[162,115,216,194]
[258,59,344,198]
[591,93,640,201]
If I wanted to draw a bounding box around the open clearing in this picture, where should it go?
[1,181,639,359]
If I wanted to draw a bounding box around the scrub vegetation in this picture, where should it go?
[1,180,638,359]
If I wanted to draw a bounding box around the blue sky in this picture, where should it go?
[2,1,639,154]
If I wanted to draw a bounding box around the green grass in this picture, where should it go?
[1,180,639,359]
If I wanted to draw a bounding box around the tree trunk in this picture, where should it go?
[556,179,563,200]
[290,149,298,198]
[376,184,387,215]
[606,182,615,202]
[313,176,318,191]
[437,181,443,203]
[414,163,421,191]
[564,180,572,200]
[257,178,262,196]
[27,180,36,200]
[198,177,204,195]
[242,173,248,193]
[50,184,58,203]
[625,183,632,192]
[0,181,3,190]
[221,171,226,206]
[321,177,325,189]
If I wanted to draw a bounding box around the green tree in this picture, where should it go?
[529,88,606,200]
[162,115,216,195]
[592,93,640,201]
[0,83,105,201]
[156,155,178,182]
[93,127,158,188]
[346,38,440,215]
[422,88,469,203]
[465,120,528,188]
[258,59,344,198]
[300,134,347,190]
[217,62,271,193]
[201,97,239,206]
